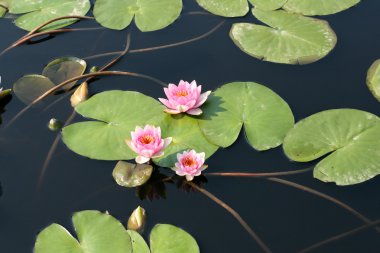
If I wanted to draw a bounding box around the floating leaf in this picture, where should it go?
[94,0,182,32]
[127,230,150,253]
[62,91,168,161]
[198,82,294,150]
[154,115,218,167]
[366,59,380,102]
[42,57,87,90]
[283,0,360,16]
[113,161,153,188]
[13,0,91,31]
[230,9,337,64]
[150,224,199,253]
[0,6,6,18]
[34,210,132,253]
[13,75,55,104]
[283,109,380,185]
[249,0,286,11]
[195,0,249,17]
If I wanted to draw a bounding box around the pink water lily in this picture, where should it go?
[172,150,208,181]
[159,80,211,115]
[126,125,172,164]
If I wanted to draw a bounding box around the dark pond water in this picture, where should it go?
[0,1,380,252]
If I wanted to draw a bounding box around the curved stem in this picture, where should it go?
[83,51,122,61]
[267,177,380,234]
[205,167,312,178]
[5,70,166,128]
[187,181,272,253]
[0,3,8,11]
[36,111,76,191]
[298,219,380,253]
[129,20,225,53]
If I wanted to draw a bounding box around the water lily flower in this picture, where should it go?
[172,150,208,181]
[159,80,211,115]
[126,125,172,164]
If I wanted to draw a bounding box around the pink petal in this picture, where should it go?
[163,137,172,148]
[194,90,211,108]
[136,156,150,164]
[152,151,164,158]
[187,108,202,115]
[164,108,181,114]
[177,105,189,112]
[185,175,194,181]
[200,165,208,171]
[125,139,137,153]
[159,98,174,109]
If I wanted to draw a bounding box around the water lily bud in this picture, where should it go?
[70,82,88,107]
[48,118,62,131]
[127,206,146,233]
[90,66,100,73]
[0,88,11,100]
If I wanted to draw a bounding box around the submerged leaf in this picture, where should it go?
[198,82,294,150]
[43,57,87,90]
[113,161,153,188]
[34,210,132,253]
[94,0,182,32]
[150,224,199,253]
[230,9,337,64]
[14,0,91,31]
[13,75,55,104]
[366,59,380,101]
[283,0,360,16]
[283,109,380,185]
[195,0,249,17]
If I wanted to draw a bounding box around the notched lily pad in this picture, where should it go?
[127,230,150,253]
[366,59,380,101]
[283,109,380,185]
[34,210,132,253]
[43,57,87,90]
[230,9,337,64]
[13,0,91,31]
[13,75,55,104]
[198,82,294,150]
[195,0,249,17]
[283,0,360,16]
[94,0,182,32]
[249,0,286,11]
[113,161,153,188]
[150,224,200,253]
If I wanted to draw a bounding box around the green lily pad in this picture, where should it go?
[34,210,132,253]
[112,161,153,188]
[249,0,286,11]
[154,115,218,167]
[283,109,380,185]
[93,0,182,32]
[0,6,6,18]
[230,9,337,64]
[127,230,150,253]
[13,75,55,104]
[14,0,91,31]
[62,91,169,161]
[283,0,360,16]
[366,59,380,102]
[198,82,294,150]
[150,224,199,253]
[42,57,87,90]
[195,0,249,17]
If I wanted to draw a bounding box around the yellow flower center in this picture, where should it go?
[182,157,196,167]
[139,135,154,144]
[176,90,188,97]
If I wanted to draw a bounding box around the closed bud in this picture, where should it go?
[70,82,88,107]
[90,66,100,73]
[48,118,62,131]
[127,206,146,233]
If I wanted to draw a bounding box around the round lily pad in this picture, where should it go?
[14,0,91,31]
[366,59,380,102]
[42,57,87,90]
[112,161,153,188]
[13,75,56,104]
[127,230,150,253]
[0,6,6,18]
[195,0,249,17]
[283,109,380,185]
[283,0,360,16]
[34,210,132,253]
[249,0,286,11]
[154,115,218,167]
[198,82,294,150]
[94,0,182,32]
[62,91,169,161]
[150,224,199,253]
[230,9,337,64]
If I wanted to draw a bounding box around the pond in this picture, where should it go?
[0,0,379,252]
